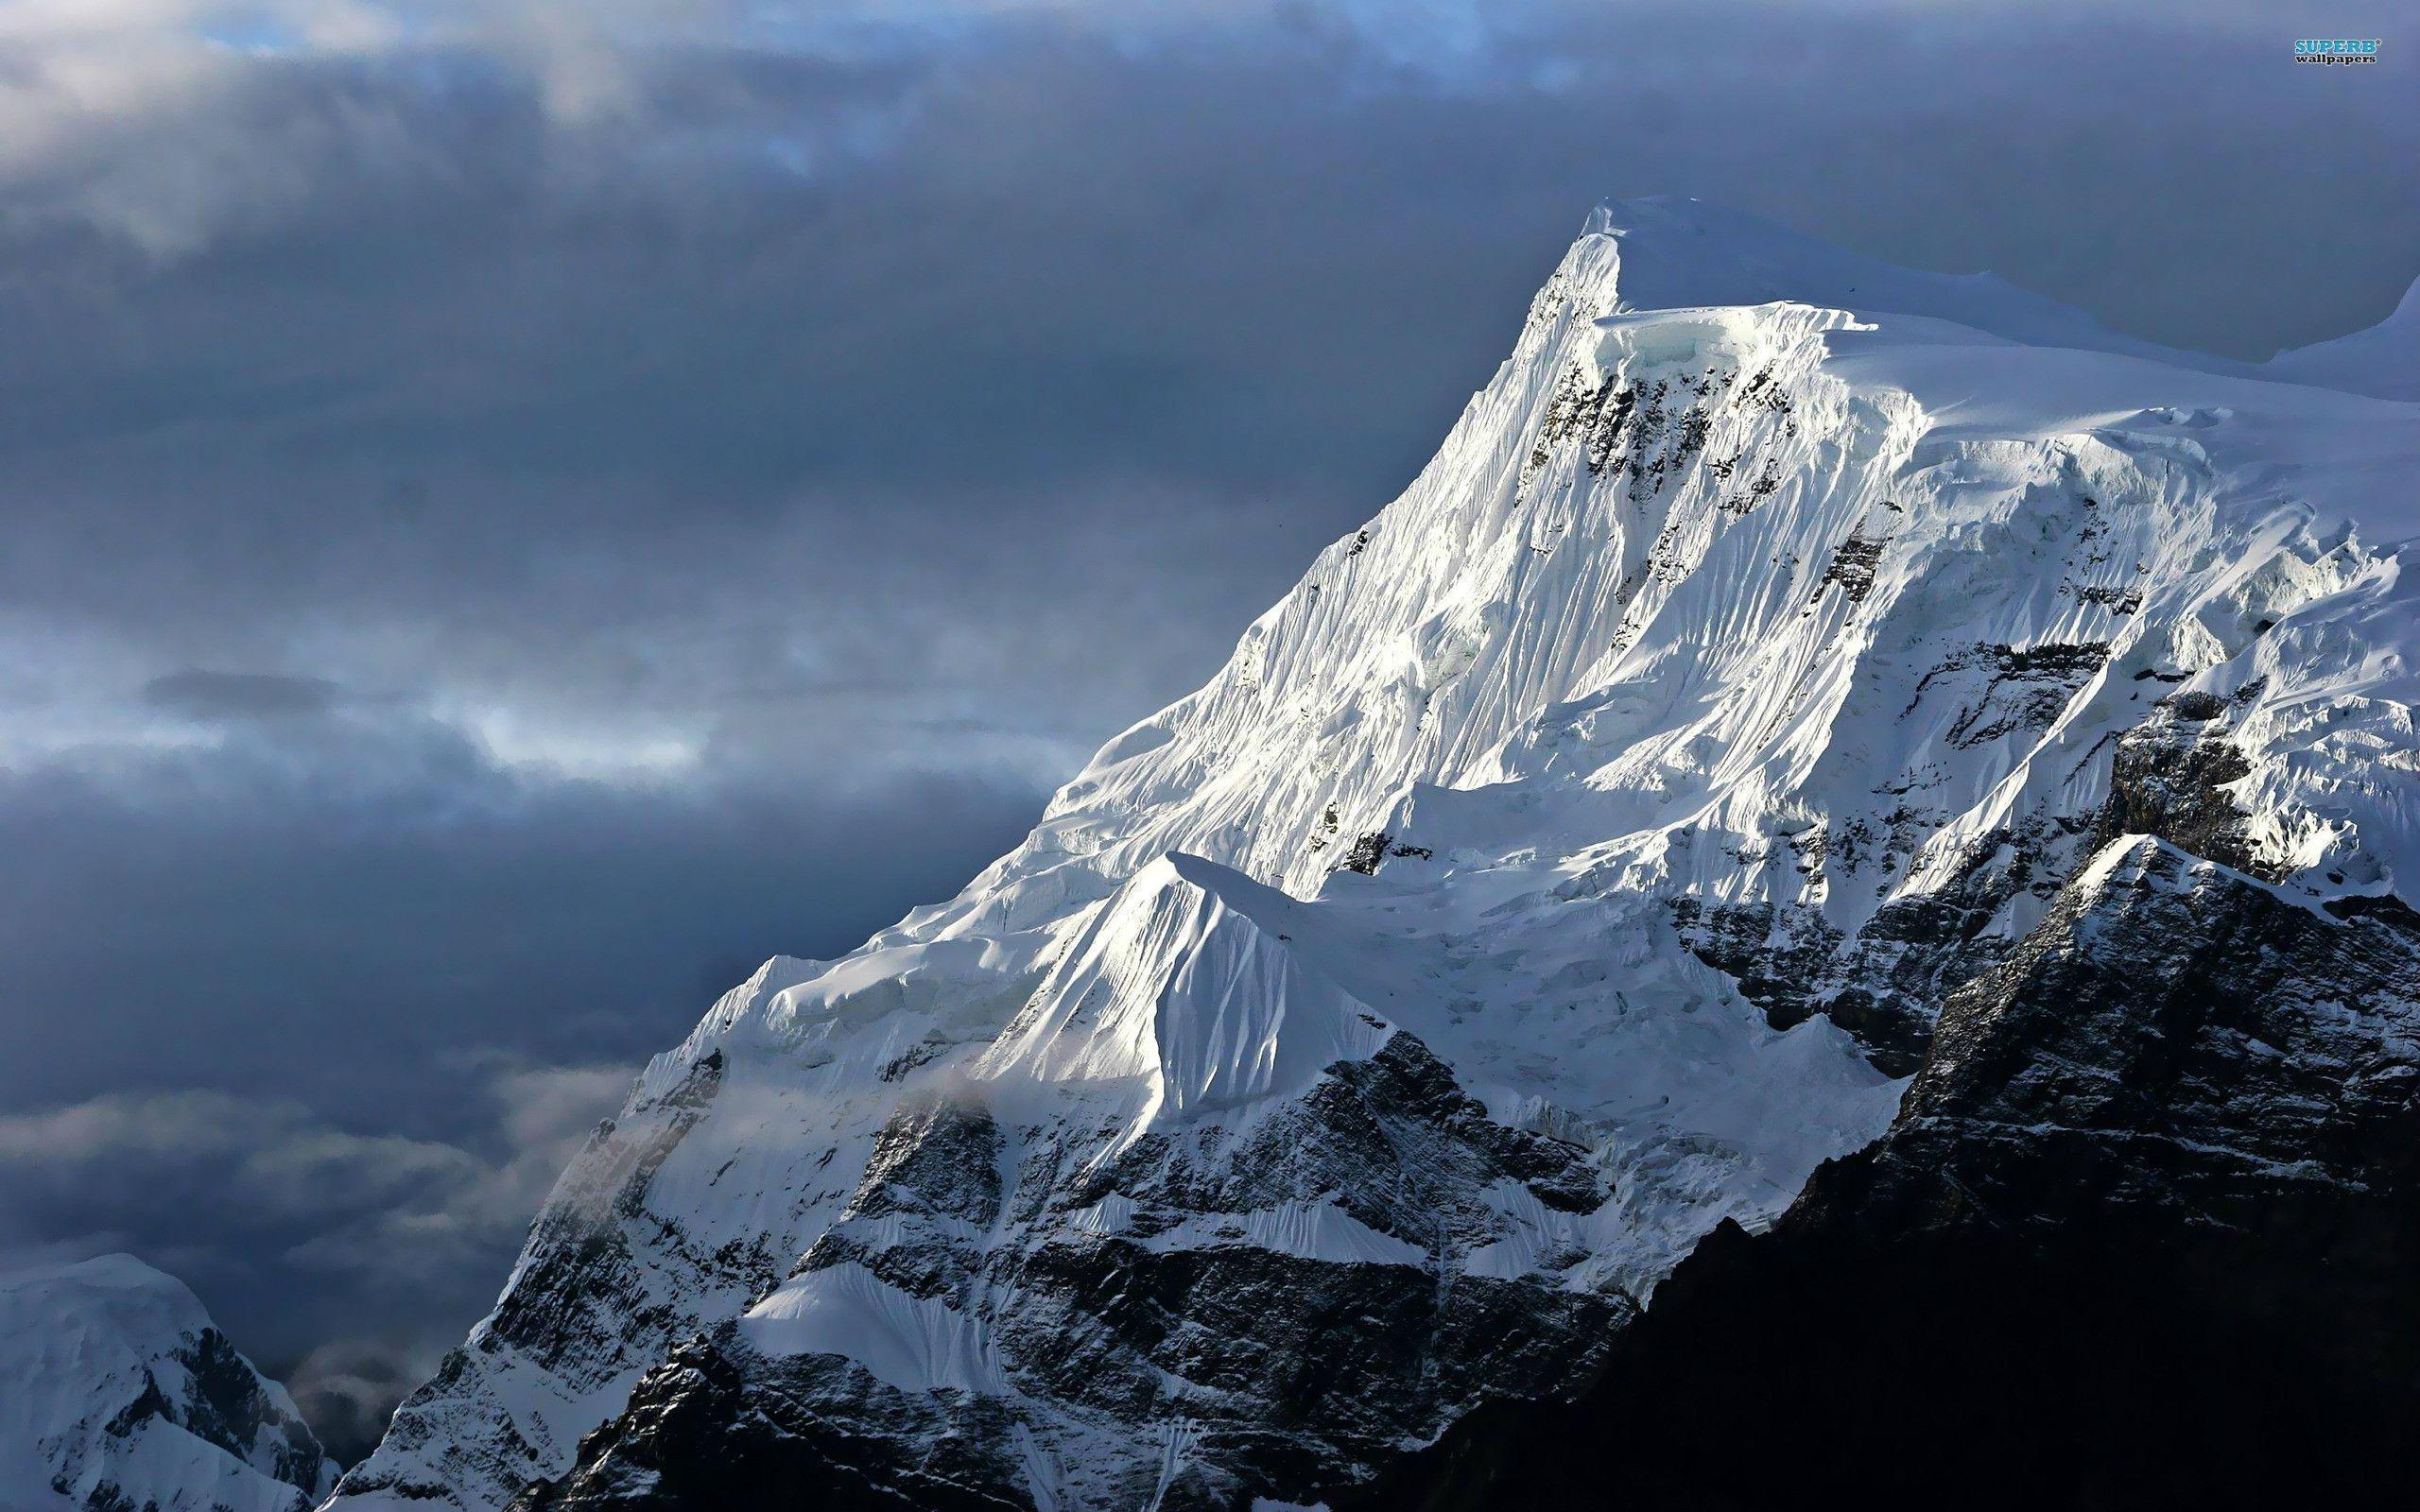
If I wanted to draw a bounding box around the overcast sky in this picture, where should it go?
[1,0,2411,1463]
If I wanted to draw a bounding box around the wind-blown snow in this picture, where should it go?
[333,196,2420,1512]
[975,854,1394,1129]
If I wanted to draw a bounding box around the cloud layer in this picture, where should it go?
[0,1067,626,1463]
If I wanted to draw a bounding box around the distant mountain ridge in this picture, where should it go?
[0,1254,337,1512]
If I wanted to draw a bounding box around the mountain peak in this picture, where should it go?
[1580,195,2187,362]
[333,201,2420,1512]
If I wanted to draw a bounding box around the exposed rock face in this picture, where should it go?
[2095,713,2271,875]
[332,198,2420,1511]
[1352,837,2420,1509]
[510,1030,1629,1511]
[0,1255,339,1512]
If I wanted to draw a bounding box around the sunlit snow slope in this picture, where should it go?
[333,198,2420,1512]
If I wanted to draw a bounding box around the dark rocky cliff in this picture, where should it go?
[1346,837,2420,1511]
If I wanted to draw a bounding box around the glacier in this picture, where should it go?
[327,198,2419,1512]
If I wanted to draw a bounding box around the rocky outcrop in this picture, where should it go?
[2094,713,2271,877]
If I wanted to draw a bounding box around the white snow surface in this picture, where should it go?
[738,1263,1010,1397]
[972,853,1395,1128]
[333,197,2420,1512]
[0,1254,336,1512]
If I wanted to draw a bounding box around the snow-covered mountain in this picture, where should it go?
[0,1254,337,1512]
[330,198,2420,1511]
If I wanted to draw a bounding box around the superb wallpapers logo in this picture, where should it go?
[2295,39,2380,64]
